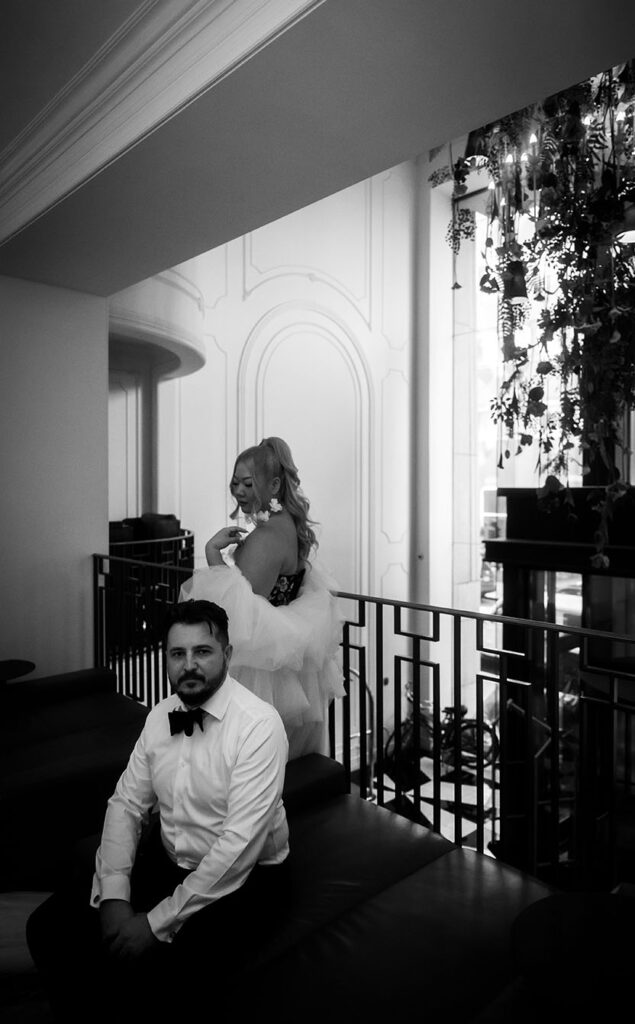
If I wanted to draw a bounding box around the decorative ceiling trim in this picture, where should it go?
[0,0,324,243]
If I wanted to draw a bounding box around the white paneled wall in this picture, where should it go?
[160,161,417,603]
[116,155,493,738]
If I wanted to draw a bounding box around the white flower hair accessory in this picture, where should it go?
[248,497,283,526]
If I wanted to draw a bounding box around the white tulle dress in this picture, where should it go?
[179,558,345,760]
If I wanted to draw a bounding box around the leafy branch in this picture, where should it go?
[433,60,635,564]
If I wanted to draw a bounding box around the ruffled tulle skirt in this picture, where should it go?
[179,561,345,758]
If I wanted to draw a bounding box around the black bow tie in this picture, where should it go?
[168,707,205,736]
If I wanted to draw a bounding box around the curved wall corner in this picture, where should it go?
[108,267,206,378]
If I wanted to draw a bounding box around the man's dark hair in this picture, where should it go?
[163,600,230,648]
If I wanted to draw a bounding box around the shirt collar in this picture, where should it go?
[203,674,233,720]
[173,673,235,721]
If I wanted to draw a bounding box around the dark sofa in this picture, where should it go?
[2,668,556,1022]
[254,756,552,1023]
[1,668,148,888]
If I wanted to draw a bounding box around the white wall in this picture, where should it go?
[0,275,109,677]
[145,155,495,726]
[142,152,480,621]
[157,163,417,603]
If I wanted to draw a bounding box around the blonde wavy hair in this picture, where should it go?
[230,437,318,562]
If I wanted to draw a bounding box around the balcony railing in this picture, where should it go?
[93,553,635,892]
[109,530,194,570]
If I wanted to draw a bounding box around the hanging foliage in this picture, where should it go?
[432,60,635,566]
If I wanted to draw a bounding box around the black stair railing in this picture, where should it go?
[93,553,635,892]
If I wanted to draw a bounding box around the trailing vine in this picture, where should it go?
[433,60,635,566]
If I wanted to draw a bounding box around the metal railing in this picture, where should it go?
[93,553,635,891]
[109,530,194,570]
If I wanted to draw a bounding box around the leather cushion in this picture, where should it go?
[248,846,553,1024]
[257,794,454,961]
[282,753,347,814]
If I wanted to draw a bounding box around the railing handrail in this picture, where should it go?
[94,553,635,646]
[109,529,194,548]
[96,554,193,569]
[333,589,635,646]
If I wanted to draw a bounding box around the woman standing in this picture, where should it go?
[179,437,344,759]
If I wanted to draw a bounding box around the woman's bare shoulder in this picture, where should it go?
[243,511,297,567]
[238,517,284,556]
[256,511,296,546]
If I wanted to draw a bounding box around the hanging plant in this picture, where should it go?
[432,60,635,566]
[446,207,476,254]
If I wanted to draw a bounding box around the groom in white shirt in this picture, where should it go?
[27,599,290,1022]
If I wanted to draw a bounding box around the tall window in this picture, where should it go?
[453,192,583,625]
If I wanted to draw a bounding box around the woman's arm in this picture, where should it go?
[233,525,286,597]
[205,526,247,566]
[204,517,294,598]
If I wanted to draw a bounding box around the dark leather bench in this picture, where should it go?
[2,669,555,1022]
[1,668,148,889]
[249,755,553,1023]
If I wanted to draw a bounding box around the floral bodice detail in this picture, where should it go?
[268,568,305,607]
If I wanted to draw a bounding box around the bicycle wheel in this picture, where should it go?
[459,720,499,766]
[384,719,427,789]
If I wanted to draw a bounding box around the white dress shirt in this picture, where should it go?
[91,674,289,942]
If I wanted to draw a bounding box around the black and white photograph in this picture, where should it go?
[2,2,635,1020]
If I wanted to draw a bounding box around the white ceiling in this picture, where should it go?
[2,0,635,296]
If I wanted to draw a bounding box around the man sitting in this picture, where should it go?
[27,599,290,1022]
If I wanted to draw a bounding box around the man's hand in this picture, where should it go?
[100,899,134,947]
[108,912,159,961]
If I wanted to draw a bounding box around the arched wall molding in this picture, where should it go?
[160,268,205,315]
[235,302,374,418]
[241,180,372,324]
[0,0,324,243]
[235,303,374,593]
[204,249,230,311]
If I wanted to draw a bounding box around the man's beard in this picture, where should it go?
[172,666,226,707]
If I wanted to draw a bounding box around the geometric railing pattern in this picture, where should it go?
[337,589,635,892]
[93,555,635,892]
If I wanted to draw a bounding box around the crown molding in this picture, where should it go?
[0,0,324,244]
